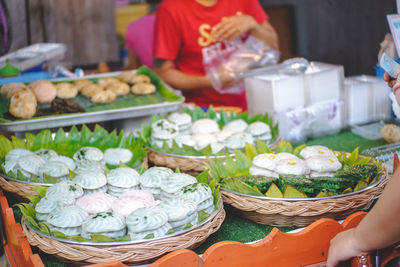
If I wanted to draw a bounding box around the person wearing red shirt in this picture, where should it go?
[153,0,279,110]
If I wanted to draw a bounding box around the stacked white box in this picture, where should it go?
[344,75,391,126]
[244,62,345,143]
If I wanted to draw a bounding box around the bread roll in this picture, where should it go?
[81,84,104,97]
[105,82,130,96]
[55,83,78,99]
[91,90,116,104]
[9,88,37,119]
[97,77,120,88]
[130,74,151,84]
[74,79,94,92]
[131,83,156,95]
[0,83,27,99]
[28,80,57,103]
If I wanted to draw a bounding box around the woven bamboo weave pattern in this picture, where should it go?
[147,151,208,175]
[0,175,38,197]
[22,203,226,265]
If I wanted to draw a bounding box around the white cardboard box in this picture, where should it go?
[244,62,345,143]
[345,75,391,126]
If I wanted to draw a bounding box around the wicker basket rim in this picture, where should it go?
[0,173,52,186]
[145,135,281,159]
[23,200,223,246]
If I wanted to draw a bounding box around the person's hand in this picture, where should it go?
[212,14,258,41]
[384,72,396,88]
[327,229,365,267]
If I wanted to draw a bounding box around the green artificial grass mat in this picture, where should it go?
[6,130,388,266]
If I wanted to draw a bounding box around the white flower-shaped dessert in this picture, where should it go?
[112,190,160,217]
[140,167,173,196]
[275,158,310,176]
[104,148,133,165]
[81,212,126,240]
[300,145,335,159]
[46,206,89,236]
[107,167,140,188]
[34,149,58,161]
[73,146,104,163]
[168,112,192,131]
[5,149,34,162]
[76,192,116,214]
[177,183,214,212]
[151,119,179,140]
[73,171,107,194]
[159,198,197,229]
[107,167,141,197]
[48,156,76,171]
[224,132,254,152]
[16,154,46,176]
[249,166,279,178]
[126,206,168,233]
[41,161,70,179]
[45,180,84,199]
[246,122,272,142]
[160,173,197,198]
[192,133,217,150]
[35,193,75,221]
[173,134,196,148]
[306,156,342,177]
[190,119,220,135]
[215,129,235,143]
[223,119,248,133]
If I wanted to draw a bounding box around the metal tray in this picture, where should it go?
[0,72,184,132]
[23,201,222,246]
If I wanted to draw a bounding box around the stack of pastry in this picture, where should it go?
[118,71,156,95]
[0,83,37,119]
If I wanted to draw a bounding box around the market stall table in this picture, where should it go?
[4,130,389,266]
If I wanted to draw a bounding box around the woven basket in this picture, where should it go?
[147,139,281,177]
[21,202,225,265]
[0,175,40,198]
[147,150,213,176]
[221,153,389,227]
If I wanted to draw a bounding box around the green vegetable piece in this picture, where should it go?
[344,147,359,165]
[69,170,77,180]
[245,143,258,160]
[222,178,264,196]
[115,235,131,242]
[32,186,47,198]
[198,210,211,223]
[166,228,175,235]
[25,195,41,207]
[52,230,67,239]
[275,141,293,154]
[184,223,193,230]
[283,185,307,198]
[43,174,60,184]
[293,144,307,158]
[143,233,154,239]
[342,188,353,194]
[69,235,89,242]
[354,180,368,192]
[256,139,271,154]
[17,170,28,181]
[265,183,283,198]
[39,223,51,235]
[91,234,114,243]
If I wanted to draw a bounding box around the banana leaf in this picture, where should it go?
[0,125,146,183]
[141,106,279,157]
[0,66,183,123]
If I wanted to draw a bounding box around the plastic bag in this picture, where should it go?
[206,36,280,94]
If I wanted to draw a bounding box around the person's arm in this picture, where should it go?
[153,58,212,90]
[153,58,238,90]
[212,15,279,50]
[125,49,142,70]
[327,168,400,267]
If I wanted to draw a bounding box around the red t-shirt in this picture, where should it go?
[154,0,269,110]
